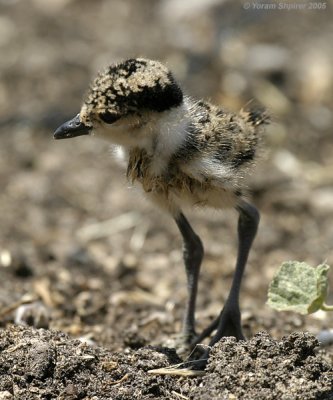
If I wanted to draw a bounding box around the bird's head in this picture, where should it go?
[54,58,183,146]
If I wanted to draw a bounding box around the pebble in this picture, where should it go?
[317,329,333,347]
[0,392,13,400]
[246,44,290,73]
[310,188,333,214]
[15,302,50,329]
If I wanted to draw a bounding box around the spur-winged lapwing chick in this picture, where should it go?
[54,58,268,363]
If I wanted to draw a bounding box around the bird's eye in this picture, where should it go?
[99,112,120,124]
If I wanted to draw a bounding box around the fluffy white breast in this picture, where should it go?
[149,99,191,175]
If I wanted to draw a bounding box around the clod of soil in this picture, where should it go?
[193,332,333,400]
[0,326,332,399]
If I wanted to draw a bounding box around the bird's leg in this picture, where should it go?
[174,212,204,350]
[208,201,260,347]
[186,202,259,370]
[194,203,259,346]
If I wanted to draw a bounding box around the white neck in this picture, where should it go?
[148,100,190,174]
[106,99,191,175]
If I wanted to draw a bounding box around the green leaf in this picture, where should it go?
[267,261,330,315]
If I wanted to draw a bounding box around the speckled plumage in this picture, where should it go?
[54,58,268,359]
[80,58,183,126]
[77,58,268,215]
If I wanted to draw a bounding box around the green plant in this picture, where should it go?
[267,261,333,314]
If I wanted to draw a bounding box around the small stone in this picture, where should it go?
[317,329,333,347]
[0,391,13,400]
[15,302,50,329]
[101,361,118,372]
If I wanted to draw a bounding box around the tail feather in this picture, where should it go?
[244,107,270,127]
[240,99,270,127]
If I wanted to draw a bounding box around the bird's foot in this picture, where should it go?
[174,311,245,372]
[208,306,245,346]
[148,341,209,376]
[161,308,245,373]
[163,331,210,373]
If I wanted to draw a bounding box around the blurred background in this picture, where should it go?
[0,0,332,351]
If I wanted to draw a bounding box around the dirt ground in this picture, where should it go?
[0,0,333,399]
[0,326,332,399]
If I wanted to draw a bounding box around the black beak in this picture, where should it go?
[54,114,91,140]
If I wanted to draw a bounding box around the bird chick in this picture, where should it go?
[54,58,268,365]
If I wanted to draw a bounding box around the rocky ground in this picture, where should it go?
[0,326,332,399]
[0,0,333,399]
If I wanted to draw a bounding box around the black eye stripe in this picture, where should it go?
[99,112,120,124]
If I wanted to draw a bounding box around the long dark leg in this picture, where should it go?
[193,202,260,347]
[174,212,204,345]
[208,201,260,347]
[187,202,259,369]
